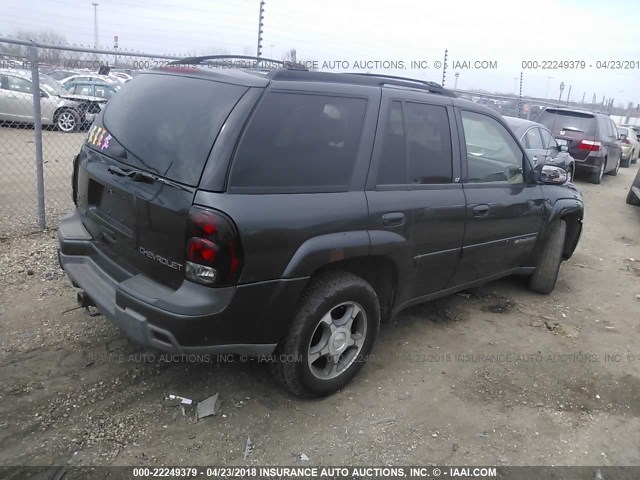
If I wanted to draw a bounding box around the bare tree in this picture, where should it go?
[0,29,68,65]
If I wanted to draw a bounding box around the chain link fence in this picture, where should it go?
[1,37,639,236]
[0,37,183,235]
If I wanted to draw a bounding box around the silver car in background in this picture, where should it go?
[0,69,106,132]
[616,125,639,167]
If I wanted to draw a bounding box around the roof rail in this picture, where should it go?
[168,54,307,70]
[344,72,456,97]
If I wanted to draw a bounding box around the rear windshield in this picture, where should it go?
[537,109,596,136]
[103,73,247,185]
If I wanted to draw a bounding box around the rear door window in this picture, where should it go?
[102,73,248,186]
[230,92,367,191]
[376,101,407,185]
[524,127,544,149]
[404,102,453,184]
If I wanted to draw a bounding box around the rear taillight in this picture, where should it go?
[578,140,601,152]
[185,206,243,286]
[622,138,630,145]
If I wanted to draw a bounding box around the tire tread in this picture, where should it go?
[529,220,566,294]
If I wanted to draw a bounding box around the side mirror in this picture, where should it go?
[39,90,47,98]
[619,134,627,141]
[536,164,567,184]
[559,145,568,153]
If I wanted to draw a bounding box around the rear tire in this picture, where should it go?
[607,156,620,176]
[621,156,631,168]
[272,271,380,398]
[589,160,605,184]
[529,220,566,294]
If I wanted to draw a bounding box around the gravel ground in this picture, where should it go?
[0,165,639,468]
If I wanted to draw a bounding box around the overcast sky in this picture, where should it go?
[2,0,639,106]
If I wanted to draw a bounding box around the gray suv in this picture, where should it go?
[58,58,584,397]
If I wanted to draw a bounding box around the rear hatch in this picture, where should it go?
[74,71,249,289]
[537,109,597,161]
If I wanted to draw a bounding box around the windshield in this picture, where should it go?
[40,75,69,96]
[102,72,248,185]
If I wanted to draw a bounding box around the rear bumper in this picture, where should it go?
[58,210,308,355]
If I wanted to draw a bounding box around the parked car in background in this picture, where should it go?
[58,63,583,397]
[620,124,640,137]
[60,74,121,90]
[65,81,118,100]
[616,125,639,167]
[0,69,106,132]
[45,69,78,81]
[505,116,575,182]
[537,108,622,184]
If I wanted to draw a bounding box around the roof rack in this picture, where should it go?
[344,72,456,97]
[168,54,307,70]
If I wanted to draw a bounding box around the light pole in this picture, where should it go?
[256,0,265,58]
[544,76,553,99]
[92,2,99,49]
[454,72,459,89]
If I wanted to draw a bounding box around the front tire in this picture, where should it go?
[272,271,380,398]
[55,109,80,133]
[529,220,567,294]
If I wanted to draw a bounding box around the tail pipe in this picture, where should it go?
[77,290,96,308]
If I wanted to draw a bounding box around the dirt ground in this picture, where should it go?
[1,165,639,468]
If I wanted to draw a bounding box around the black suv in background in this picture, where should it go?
[58,59,584,397]
[537,107,622,184]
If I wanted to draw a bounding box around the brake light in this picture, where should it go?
[622,138,630,145]
[185,207,243,286]
[578,140,601,152]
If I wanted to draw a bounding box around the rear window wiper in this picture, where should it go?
[107,165,190,191]
[560,126,584,133]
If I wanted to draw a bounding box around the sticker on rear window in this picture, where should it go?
[87,125,111,150]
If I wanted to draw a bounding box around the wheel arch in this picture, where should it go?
[309,256,397,322]
[545,199,583,260]
[281,231,399,322]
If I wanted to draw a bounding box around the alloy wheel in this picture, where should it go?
[57,111,77,132]
[307,301,368,380]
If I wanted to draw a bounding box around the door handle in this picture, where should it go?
[532,156,538,161]
[472,204,490,217]
[381,212,406,226]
